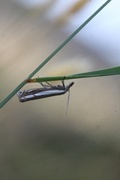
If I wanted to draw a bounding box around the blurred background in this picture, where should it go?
[0,0,120,179]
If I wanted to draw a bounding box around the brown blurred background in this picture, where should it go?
[0,0,120,179]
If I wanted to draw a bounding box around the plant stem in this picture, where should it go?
[27,66,120,83]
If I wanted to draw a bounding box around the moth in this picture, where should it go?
[17,81,74,102]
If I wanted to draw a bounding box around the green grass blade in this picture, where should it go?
[68,66,120,79]
[27,66,120,83]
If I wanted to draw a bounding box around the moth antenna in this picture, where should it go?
[66,90,70,115]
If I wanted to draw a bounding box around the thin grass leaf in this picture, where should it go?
[27,66,120,83]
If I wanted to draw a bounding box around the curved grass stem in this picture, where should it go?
[27,66,120,83]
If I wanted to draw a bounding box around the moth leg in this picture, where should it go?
[39,82,53,90]
[40,82,47,87]
[37,76,52,88]
[38,82,49,90]
[61,79,65,89]
[21,90,28,97]
[45,81,53,87]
